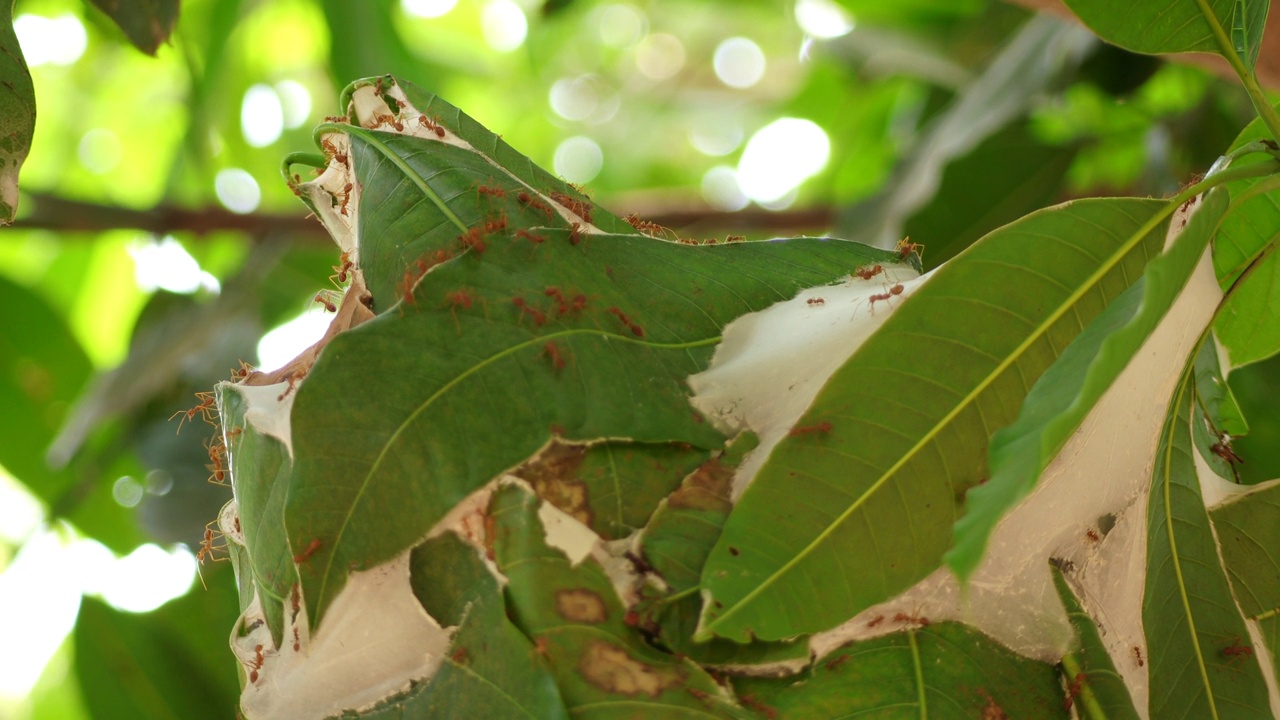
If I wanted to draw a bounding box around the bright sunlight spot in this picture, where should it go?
[242,84,285,148]
[78,128,122,175]
[257,310,333,373]
[275,79,313,129]
[794,0,855,39]
[14,13,87,67]
[553,136,604,184]
[596,4,644,48]
[402,0,457,19]
[215,168,262,214]
[701,165,749,211]
[635,33,685,80]
[482,0,528,52]
[713,37,766,89]
[0,490,196,703]
[129,235,220,294]
[737,117,830,204]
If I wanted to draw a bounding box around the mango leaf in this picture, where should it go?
[947,187,1229,579]
[1144,373,1270,719]
[1193,338,1249,482]
[1062,0,1267,71]
[489,482,745,719]
[219,385,294,648]
[1050,562,1141,720]
[287,227,900,628]
[733,622,1067,720]
[509,440,710,541]
[0,276,92,498]
[0,1,34,223]
[699,197,1173,643]
[85,0,180,55]
[1209,111,1280,366]
[74,578,242,720]
[1209,479,1280,618]
[360,532,569,719]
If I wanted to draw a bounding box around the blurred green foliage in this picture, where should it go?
[0,0,1277,718]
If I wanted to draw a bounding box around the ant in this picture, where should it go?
[868,284,905,313]
[170,392,217,433]
[442,289,483,334]
[866,615,885,628]
[824,653,851,671]
[516,229,546,244]
[313,292,338,313]
[512,297,547,326]
[517,191,554,220]
[1086,529,1100,542]
[247,644,265,683]
[459,227,487,254]
[330,251,353,286]
[477,185,506,200]
[789,421,832,437]
[335,183,353,216]
[550,191,593,223]
[606,306,644,336]
[293,538,322,564]
[417,115,446,138]
[229,360,255,382]
[853,264,883,281]
[807,297,825,306]
[320,137,347,166]
[543,341,567,370]
[1133,646,1144,667]
[893,611,930,627]
[569,223,583,246]
[896,237,924,261]
[1221,637,1253,667]
[1062,672,1086,711]
[196,520,227,565]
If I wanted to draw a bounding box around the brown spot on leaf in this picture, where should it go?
[579,641,683,697]
[666,457,733,513]
[556,588,608,624]
[511,442,593,526]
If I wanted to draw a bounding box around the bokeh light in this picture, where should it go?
[713,37,766,89]
[795,0,855,39]
[482,0,528,52]
[13,13,87,67]
[554,136,604,184]
[737,118,831,205]
[242,84,285,148]
[215,168,263,214]
[402,0,457,19]
[635,33,685,80]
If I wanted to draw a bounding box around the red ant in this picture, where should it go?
[868,284,905,312]
[337,183,353,216]
[1133,646,1144,667]
[550,191,593,223]
[1221,637,1253,666]
[623,213,674,239]
[824,654,851,671]
[229,360,254,381]
[320,138,347,166]
[606,306,644,336]
[789,421,832,437]
[896,237,924,261]
[292,627,301,653]
[459,227,487,254]
[1063,672,1085,711]
[196,520,226,564]
[543,341,566,370]
[330,251,353,286]
[516,229,546,244]
[853,264,883,280]
[477,185,506,199]
[893,611,930,627]
[323,115,349,124]
[442,289,482,334]
[569,223,583,246]
[517,191,554,219]
[1086,529,1100,542]
[417,115,446,138]
[807,297,825,306]
[294,538,321,564]
[170,392,217,433]
[866,615,885,628]
[314,292,338,313]
[725,235,745,242]
[248,644,265,683]
[512,297,547,326]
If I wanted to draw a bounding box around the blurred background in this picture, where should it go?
[2,0,1277,717]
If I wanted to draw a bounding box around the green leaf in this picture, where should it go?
[1193,338,1249,482]
[699,197,1173,643]
[220,385,295,649]
[947,188,1228,579]
[489,482,744,719]
[1209,479,1280,617]
[85,0,180,55]
[0,0,34,223]
[1062,0,1267,70]
[0,276,92,497]
[902,122,1078,268]
[74,579,242,720]
[733,622,1068,720]
[361,532,569,719]
[288,228,898,628]
[1050,562,1141,720]
[509,440,710,541]
[1144,373,1270,719]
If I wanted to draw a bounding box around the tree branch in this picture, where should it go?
[12,192,837,240]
